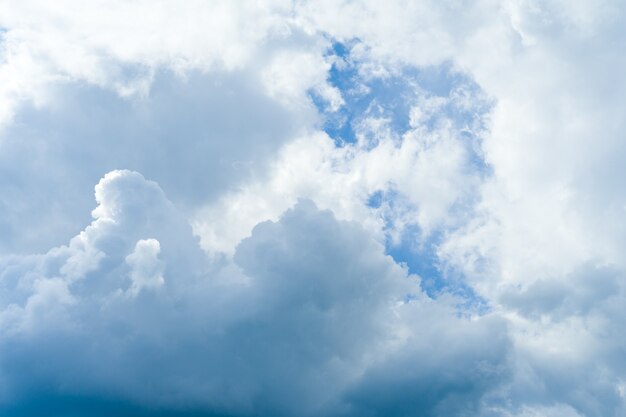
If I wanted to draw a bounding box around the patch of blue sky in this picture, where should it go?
[315,40,492,308]
[310,40,493,179]
[366,193,430,291]
[390,228,488,314]
[386,225,444,297]
[365,189,385,209]
[312,41,491,143]
[366,190,487,313]
[310,39,493,312]
[313,50,418,144]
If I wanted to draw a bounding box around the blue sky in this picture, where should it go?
[315,41,491,300]
[1,1,626,416]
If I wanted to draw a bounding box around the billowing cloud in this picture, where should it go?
[2,1,626,416]
[0,171,508,416]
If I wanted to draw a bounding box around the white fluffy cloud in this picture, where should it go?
[125,239,165,296]
[0,0,295,124]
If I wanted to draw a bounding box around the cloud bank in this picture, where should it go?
[1,1,626,416]
[0,170,508,416]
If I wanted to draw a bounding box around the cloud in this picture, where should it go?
[0,0,295,126]
[193,62,489,257]
[0,171,509,416]
[2,1,626,416]
[125,239,165,296]
[342,302,509,417]
[0,68,312,256]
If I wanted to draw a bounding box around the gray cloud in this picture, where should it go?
[0,69,311,256]
[342,308,509,417]
[500,263,620,320]
[0,171,510,416]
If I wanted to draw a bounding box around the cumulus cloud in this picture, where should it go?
[0,69,311,255]
[0,170,510,416]
[0,1,327,256]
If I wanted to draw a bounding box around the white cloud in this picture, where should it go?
[262,49,343,110]
[0,0,295,126]
[125,239,165,296]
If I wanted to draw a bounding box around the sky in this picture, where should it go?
[0,1,625,416]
